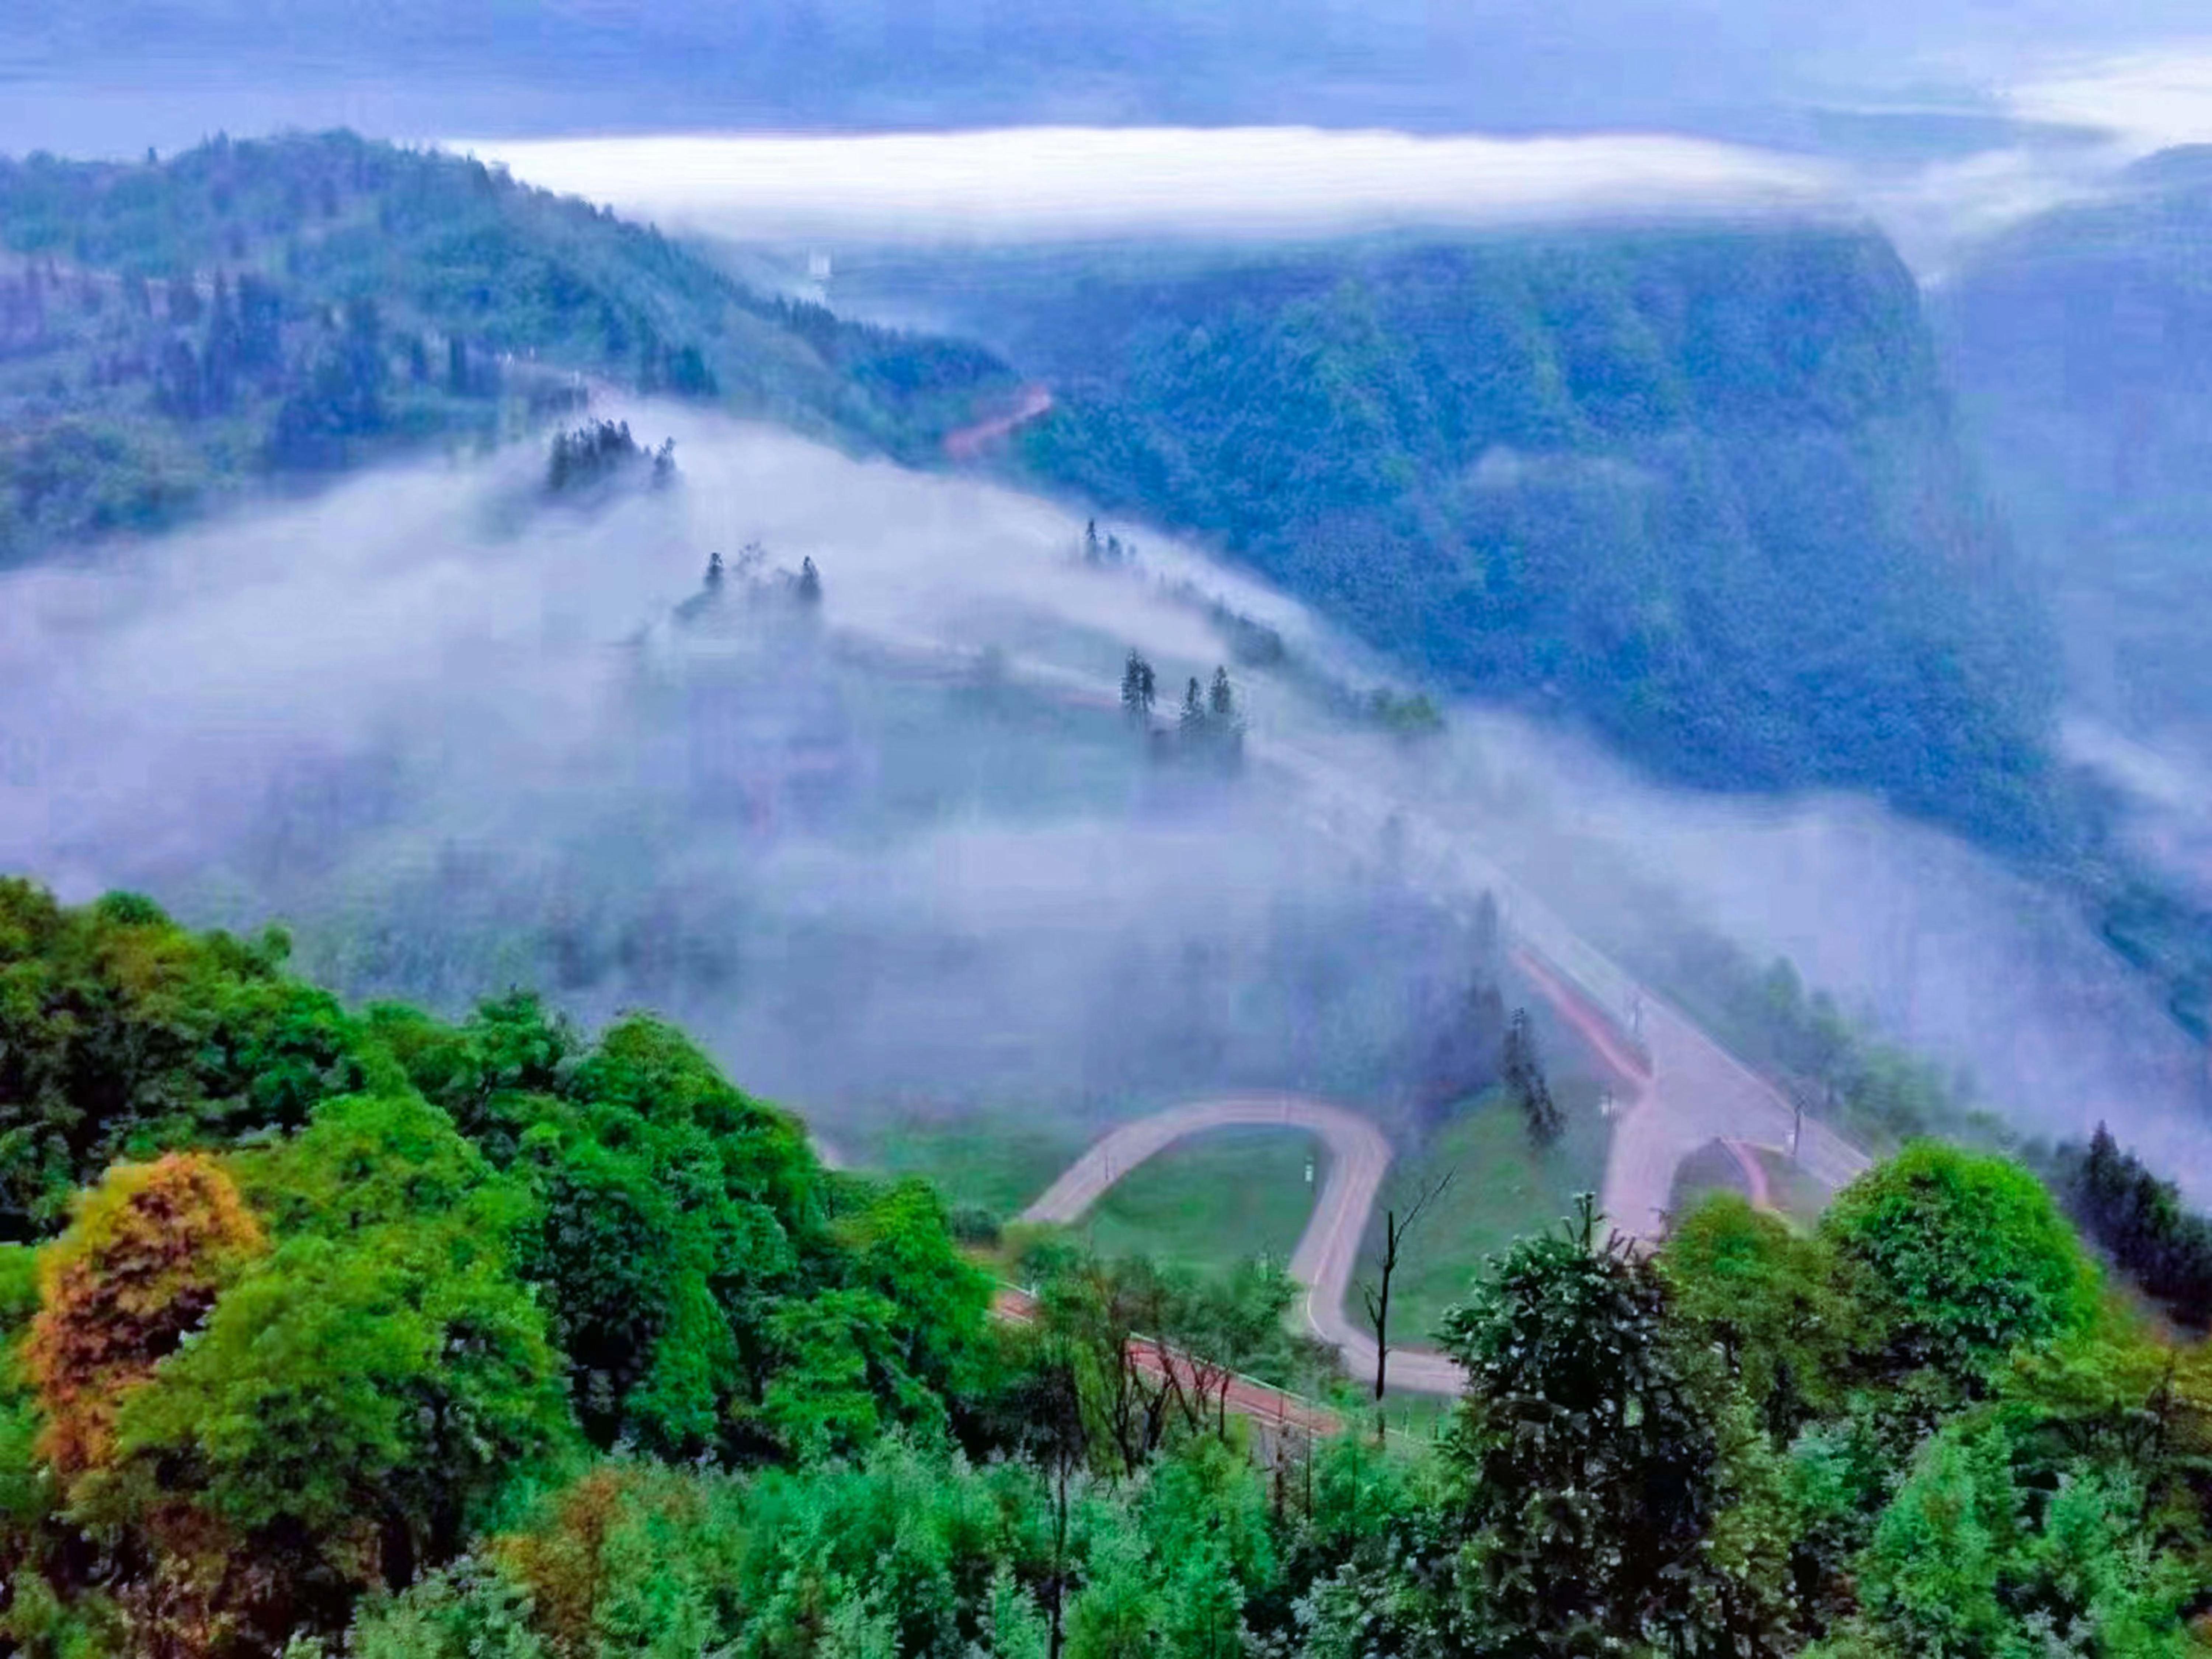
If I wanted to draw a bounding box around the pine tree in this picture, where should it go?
[1121,651,1157,724]
[1208,666,1235,723]
[796,557,822,605]
[1180,677,1207,736]
[1503,1008,1562,1148]
[705,551,724,593]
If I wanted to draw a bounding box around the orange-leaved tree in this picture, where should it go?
[24,1152,267,1478]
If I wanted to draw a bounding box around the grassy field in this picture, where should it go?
[1077,1127,1328,1276]
[1354,1081,1612,1347]
[862,1116,1087,1220]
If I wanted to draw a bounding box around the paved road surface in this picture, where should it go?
[1602,998,1870,1240]
[1022,1094,1469,1395]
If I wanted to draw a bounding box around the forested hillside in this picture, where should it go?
[0,131,1012,561]
[4,878,2212,1656]
[838,232,2055,845]
[1940,146,2212,754]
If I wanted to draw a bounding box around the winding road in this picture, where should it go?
[1019,1094,1468,1394]
[1015,972,1870,1397]
[815,612,1877,1397]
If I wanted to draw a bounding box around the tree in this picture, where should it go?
[1179,677,1206,737]
[25,1154,267,1478]
[1502,1008,1562,1148]
[1357,1170,1453,1413]
[1660,1194,1861,1439]
[0,878,366,1238]
[1120,650,1157,725]
[705,550,724,593]
[105,1220,573,1613]
[796,555,822,605]
[1436,1195,1731,1655]
[2058,1123,2212,1329]
[1207,667,1235,724]
[1822,1141,2100,1388]
[1813,1420,2199,1658]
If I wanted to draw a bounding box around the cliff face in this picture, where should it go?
[856,228,2052,840]
[1938,146,2212,754]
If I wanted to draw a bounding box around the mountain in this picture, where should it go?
[1939,146,2212,757]
[0,131,1013,563]
[837,230,2056,847]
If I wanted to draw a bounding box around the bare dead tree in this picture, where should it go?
[1358,1169,1455,1425]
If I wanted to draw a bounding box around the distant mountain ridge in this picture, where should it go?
[0,131,1013,561]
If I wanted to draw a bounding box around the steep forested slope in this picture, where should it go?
[1940,145,2212,750]
[0,131,1012,561]
[843,231,2055,845]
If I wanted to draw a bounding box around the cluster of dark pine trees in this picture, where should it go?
[2060,1123,2212,1329]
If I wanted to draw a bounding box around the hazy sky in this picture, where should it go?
[4,3,2211,156]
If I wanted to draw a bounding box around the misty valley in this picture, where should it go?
[4,93,2212,1659]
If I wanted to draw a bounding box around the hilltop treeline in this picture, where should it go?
[2,879,2210,1656]
[0,131,1014,562]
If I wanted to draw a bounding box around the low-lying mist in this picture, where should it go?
[3,400,2206,1192]
[0,405,1491,1141]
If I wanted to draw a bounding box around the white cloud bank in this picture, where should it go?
[2010,43,2212,152]
[456,125,1842,243]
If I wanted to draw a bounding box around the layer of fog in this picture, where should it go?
[4,400,2207,1194]
[1388,715,2212,1192]
[458,114,2149,284]
[0,405,1486,1143]
[458,128,1843,247]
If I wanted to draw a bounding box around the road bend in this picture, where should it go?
[1022,1094,1468,1396]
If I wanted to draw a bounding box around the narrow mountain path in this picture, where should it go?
[944,384,1054,460]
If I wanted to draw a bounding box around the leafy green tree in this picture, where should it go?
[761,1287,919,1458]
[102,1222,573,1597]
[1436,1195,1735,1655]
[1808,1421,2201,1658]
[1661,1194,1863,1437]
[0,880,368,1237]
[346,1559,550,1659]
[1822,1142,2100,1387]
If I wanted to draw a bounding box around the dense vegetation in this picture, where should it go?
[0,131,1012,560]
[3,878,2211,1656]
[2056,1125,2212,1332]
[838,233,2055,845]
[840,233,2212,1037]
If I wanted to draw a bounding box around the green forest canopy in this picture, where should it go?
[1,878,2210,1657]
[0,131,1013,560]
